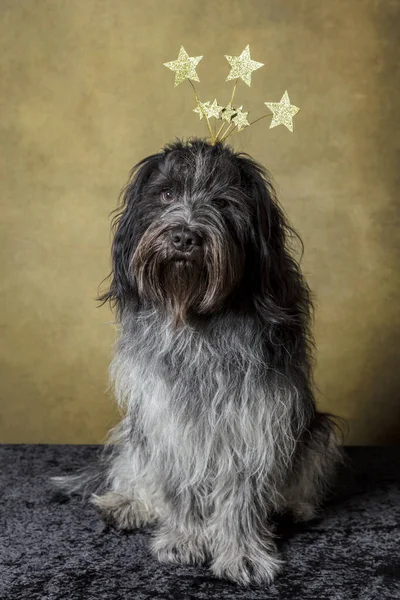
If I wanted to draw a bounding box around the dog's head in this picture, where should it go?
[101,138,304,325]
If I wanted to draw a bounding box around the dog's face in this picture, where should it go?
[104,139,293,324]
[131,142,252,322]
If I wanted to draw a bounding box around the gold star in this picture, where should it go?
[264,91,300,132]
[220,103,237,123]
[193,101,211,120]
[225,45,264,87]
[164,46,203,87]
[232,106,249,131]
[206,99,223,119]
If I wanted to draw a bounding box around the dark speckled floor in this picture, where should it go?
[0,446,399,600]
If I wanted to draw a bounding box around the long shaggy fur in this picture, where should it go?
[54,138,343,586]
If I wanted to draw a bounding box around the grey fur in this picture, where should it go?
[53,139,343,586]
[91,309,341,585]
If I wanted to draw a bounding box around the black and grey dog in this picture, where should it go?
[57,138,341,585]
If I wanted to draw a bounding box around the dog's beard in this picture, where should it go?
[132,223,244,325]
[159,260,206,326]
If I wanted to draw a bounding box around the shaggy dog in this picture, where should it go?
[56,138,342,586]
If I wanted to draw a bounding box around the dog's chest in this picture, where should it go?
[130,323,263,434]
[113,317,285,485]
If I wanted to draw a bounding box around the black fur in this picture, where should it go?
[56,138,342,586]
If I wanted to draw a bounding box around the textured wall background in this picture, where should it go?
[1,0,399,443]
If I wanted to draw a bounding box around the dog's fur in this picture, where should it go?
[55,138,342,586]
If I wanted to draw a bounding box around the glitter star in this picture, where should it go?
[225,45,264,87]
[220,103,237,123]
[164,46,203,87]
[193,101,211,120]
[206,99,223,119]
[264,91,300,132]
[232,106,249,131]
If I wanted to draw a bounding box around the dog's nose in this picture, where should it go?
[170,227,202,253]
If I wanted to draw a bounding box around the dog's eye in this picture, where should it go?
[162,189,175,203]
[214,198,228,209]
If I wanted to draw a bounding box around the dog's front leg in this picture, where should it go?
[151,487,209,566]
[207,483,281,586]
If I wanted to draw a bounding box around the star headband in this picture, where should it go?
[164,45,300,145]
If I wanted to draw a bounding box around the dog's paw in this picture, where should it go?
[210,543,282,586]
[91,491,158,530]
[151,528,207,565]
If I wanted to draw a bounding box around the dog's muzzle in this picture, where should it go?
[169,226,203,255]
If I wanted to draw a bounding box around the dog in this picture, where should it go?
[55,138,342,586]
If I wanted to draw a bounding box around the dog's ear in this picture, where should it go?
[238,154,310,326]
[98,153,161,317]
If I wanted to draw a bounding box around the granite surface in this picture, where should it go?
[0,445,399,600]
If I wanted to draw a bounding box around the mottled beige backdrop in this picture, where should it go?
[1,0,399,444]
